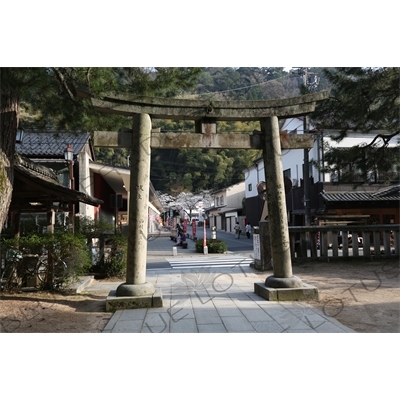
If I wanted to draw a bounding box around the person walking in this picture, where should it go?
[234,221,241,239]
[245,223,252,239]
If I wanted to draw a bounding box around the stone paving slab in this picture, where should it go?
[99,265,355,333]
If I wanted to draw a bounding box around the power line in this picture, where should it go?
[182,69,294,99]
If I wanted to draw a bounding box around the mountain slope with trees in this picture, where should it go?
[148,67,333,194]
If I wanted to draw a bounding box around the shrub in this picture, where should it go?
[195,239,227,254]
[74,215,127,278]
[1,232,91,289]
[90,233,127,278]
[74,215,115,238]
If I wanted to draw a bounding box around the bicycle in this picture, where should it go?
[1,248,23,291]
[1,248,67,291]
[35,254,68,289]
[23,243,68,289]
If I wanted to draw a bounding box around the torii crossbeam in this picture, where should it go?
[78,88,329,309]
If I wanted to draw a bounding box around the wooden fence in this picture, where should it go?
[289,224,400,260]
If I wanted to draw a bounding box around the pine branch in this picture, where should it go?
[86,68,92,87]
[52,67,77,103]
[363,131,399,149]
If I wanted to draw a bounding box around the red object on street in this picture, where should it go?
[192,219,197,238]
[203,223,207,247]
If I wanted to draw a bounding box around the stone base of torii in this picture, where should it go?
[78,90,328,310]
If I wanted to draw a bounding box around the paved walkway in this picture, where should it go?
[83,259,354,333]
[80,231,355,333]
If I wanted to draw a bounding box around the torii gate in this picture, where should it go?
[78,89,329,308]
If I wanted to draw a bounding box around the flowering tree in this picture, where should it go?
[175,191,213,221]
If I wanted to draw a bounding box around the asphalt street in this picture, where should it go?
[208,229,254,252]
[146,228,254,270]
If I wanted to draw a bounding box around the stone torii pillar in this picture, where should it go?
[253,115,319,301]
[116,114,156,297]
[107,114,162,311]
[262,116,302,288]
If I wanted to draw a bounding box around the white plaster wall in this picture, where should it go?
[148,202,161,233]
[281,117,305,134]
[213,182,245,209]
[216,215,222,230]
[226,182,245,208]
[244,161,265,198]
[78,151,95,219]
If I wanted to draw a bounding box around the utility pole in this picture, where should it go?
[303,72,311,226]
[292,68,320,226]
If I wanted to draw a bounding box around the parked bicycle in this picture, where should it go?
[1,247,67,291]
[36,253,68,289]
[1,248,23,291]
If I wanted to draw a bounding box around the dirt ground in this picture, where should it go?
[293,258,400,333]
[0,258,399,333]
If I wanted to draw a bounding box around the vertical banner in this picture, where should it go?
[183,219,187,233]
[203,222,207,247]
[169,209,173,227]
[253,231,261,260]
[192,219,197,238]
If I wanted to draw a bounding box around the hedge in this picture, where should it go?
[195,239,227,254]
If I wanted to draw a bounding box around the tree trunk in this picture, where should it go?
[0,90,19,233]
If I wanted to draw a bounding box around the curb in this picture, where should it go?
[66,275,94,294]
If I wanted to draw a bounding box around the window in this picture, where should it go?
[57,171,70,187]
[216,197,219,206]
[220,196,224,205]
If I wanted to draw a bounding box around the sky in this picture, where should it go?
[3,4,396,67]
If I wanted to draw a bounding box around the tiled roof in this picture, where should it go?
[15,153,60,185]
[14,153,103,207]
[320,185,400,203]
[15,129,90,158]
[371,184,400,198]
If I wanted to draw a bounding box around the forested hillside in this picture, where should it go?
[95,67,333,194]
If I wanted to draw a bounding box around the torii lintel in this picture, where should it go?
[93,130,315,150]
[77,89,330,121]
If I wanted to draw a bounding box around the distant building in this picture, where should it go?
[205,182,245,232]
[15,129,98,220]
[14,129,164,233]
[244,117,400,227]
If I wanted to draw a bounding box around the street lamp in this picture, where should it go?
[64,144,75,233]
[64,143,73,162]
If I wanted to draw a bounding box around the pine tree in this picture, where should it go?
[0,67,203,232]
[310,67,400,185]
[312,67,399,137]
